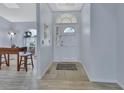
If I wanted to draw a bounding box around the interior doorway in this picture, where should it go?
[53,13,80,62]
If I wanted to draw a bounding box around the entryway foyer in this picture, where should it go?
[0,3,124,90]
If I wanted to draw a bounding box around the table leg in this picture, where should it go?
[17,53,19,71]
[24,56,28,72]
[7,54,10,66]
[0,54,1,69]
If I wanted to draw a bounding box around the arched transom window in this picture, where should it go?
[56,14,77,23]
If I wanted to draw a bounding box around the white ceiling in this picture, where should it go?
[0,3,83,22]
[48,3,84,11]
[0,3,36,22]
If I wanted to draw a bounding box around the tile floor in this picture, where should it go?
[0,59,122,90]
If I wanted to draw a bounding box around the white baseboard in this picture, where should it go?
[53,60,80,63]
[90,78,117,83]
[35,62,52,80]
[79,60,117,83]
[40,62,52,79]
[79,61,91,81]
[117,81,124,89]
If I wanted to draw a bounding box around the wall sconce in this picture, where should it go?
[8,32,16,48]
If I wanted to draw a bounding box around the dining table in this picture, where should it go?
[0,47,25,71]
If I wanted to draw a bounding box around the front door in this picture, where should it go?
[53,23,80,62]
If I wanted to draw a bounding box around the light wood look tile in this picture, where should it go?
[0,59,122,90]
[41,62,122,90]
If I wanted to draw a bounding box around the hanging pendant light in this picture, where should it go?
[24,31,32,38]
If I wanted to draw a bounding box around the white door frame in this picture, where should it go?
[53,23,80,62]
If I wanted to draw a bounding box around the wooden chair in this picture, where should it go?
[19,47,34,72]
[0,54,8,69]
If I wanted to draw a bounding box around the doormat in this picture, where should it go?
[56,63,77,70]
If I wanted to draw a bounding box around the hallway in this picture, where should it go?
[40,62,122,90]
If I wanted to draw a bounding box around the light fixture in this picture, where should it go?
[8,32,16,38]
[8,32,16,48]
[28,29,37,37]
[24,31,32,38]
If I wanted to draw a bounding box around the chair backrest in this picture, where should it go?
[20,47,27,53]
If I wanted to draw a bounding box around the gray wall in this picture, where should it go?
[0,16,11,47]
[80,4,117,83]
[90,4,117,82]
[37,4,53,78]
[80,4,91,80]
[117,4,124,89]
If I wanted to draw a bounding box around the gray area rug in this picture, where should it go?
[56,63,77,70]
